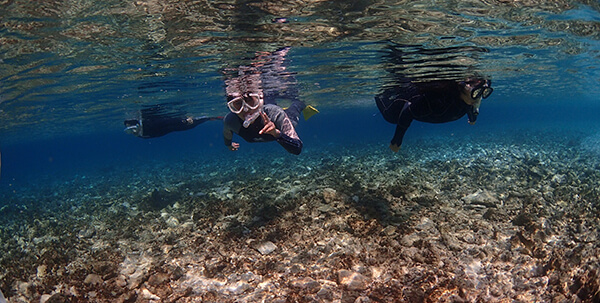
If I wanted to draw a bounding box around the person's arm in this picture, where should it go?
[223,126,234,147]
[264,106,303,155]
[389,102,413,152]
[276,133,303,155]
[222,114,240,151]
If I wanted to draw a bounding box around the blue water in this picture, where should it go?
[2,102,598,194]
[1,2,600,300]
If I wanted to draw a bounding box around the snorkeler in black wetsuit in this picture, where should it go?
[375,43,494,152]
[222,47,318,155]
[124,106,223,139]
[376,78,492,152]
[223,96,307,155]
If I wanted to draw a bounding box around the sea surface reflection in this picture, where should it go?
[0,0,599,141]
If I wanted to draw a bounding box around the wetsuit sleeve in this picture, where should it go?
[223,113,238,147]
[193,116,224,125]
[276,134,303,155]
[391,105,414,147]
[266,105,303,155]
[141,117,197,138]
[193,116,210,125]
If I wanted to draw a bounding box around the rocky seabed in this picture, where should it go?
[1,130,599,302]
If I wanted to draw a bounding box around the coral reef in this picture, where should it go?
[1,129,599,302]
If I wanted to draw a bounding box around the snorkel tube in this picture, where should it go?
[240,92,264,128]
[123,119,142,136]
[243,107,263,128]
[124,125,139,135]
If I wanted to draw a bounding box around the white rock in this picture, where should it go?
[166,216,179,227]
[140,288,160,301]
[415,217,435,231]
[84,274,103,285]
[37,265,47,279]
[40,294,52,303]
[255,241,277,255]
[338,270,369,290]
[227,281,251,295]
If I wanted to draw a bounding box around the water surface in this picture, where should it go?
[1,1,600,302]
[1,0,598,140]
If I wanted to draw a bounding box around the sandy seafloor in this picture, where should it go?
[1,129,600,303]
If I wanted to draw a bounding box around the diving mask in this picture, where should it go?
[124,119,141,135]
[227,93,263,114]
[124,125,140,135]
[470,80,493,99]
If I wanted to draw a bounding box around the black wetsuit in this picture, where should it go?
[223,103,304,155]
[137,116,219,138]
[375,80,478,147]
[222,47,305,155]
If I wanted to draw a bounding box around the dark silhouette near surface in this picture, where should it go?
[124,105,223,139]
[376,45,493,152]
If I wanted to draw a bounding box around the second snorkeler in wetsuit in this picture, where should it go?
[223,90,311,155]
[125,106,223,139]
[376,78,493,152]
[222,47,318,155]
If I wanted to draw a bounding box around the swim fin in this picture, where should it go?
[302,105,319,120]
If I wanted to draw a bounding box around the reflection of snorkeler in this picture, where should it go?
[124,106,223,139]
[223,47,318,155]
[375,45,493,152]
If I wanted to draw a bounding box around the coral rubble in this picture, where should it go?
[1,130,599,302]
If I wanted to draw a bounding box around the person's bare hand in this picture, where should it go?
[258,112,281,138]
[228,142,240,151]
[389,143,401,153]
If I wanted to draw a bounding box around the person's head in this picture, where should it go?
[225,72,264,128]
[459,78,493,108]
[227,91,264,128]
[124,119,141,136]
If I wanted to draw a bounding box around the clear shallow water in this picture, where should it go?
[2,0,600,293]
[1,1,600,198]
[1,0,599,138]
[3,4,600,301]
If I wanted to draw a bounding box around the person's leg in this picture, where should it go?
[263,95,277,106]
[284,99,306,128]
[191,116,224,126]
[375,88,408,125]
